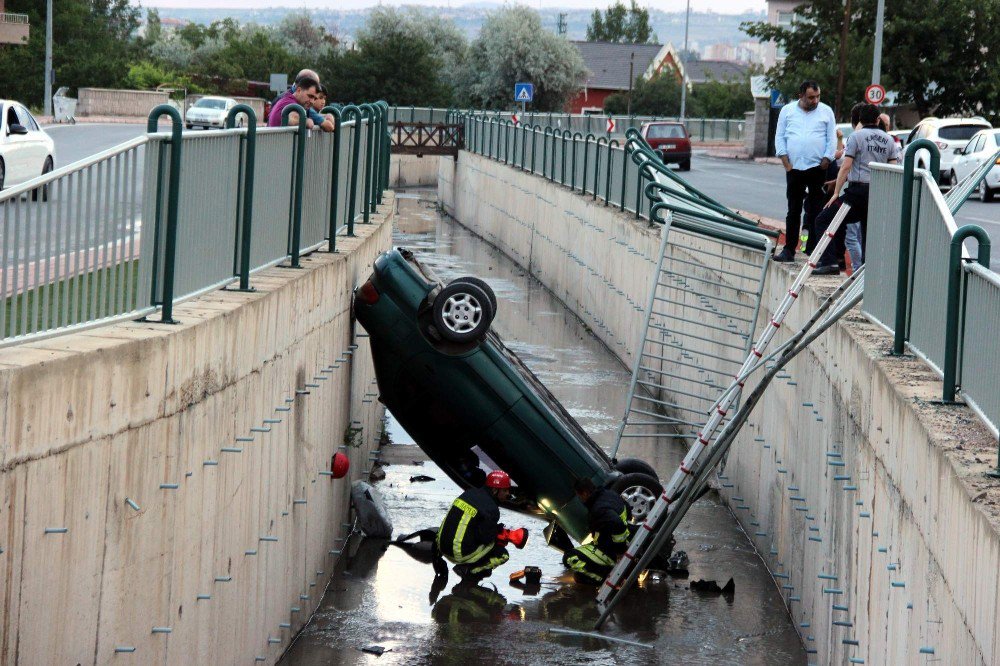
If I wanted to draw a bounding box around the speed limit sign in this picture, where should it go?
[865,84,886,105]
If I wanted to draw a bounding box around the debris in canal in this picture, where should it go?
[665,549,690,578]
[359,645,389,656]
[409,474,437,482]
[351,481,393,538]
[690,577,736,597]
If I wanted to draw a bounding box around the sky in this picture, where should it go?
[138,0,767,13]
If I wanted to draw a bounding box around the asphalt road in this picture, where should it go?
[44,123,147,167]
[685,152,1000,269]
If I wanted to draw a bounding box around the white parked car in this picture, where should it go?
[905,116,993,185]
[185,96,241,130]
[0,100,55,192]
[950,129,1000,202]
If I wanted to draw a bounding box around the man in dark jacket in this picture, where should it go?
[437,470,514,582]
[564,478,630,584]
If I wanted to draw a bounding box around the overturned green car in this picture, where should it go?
[353,248,663,544]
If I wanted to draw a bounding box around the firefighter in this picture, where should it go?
[436,469,521,582]
[564,477,630,585]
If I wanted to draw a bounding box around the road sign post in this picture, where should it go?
[514,82,533,118]
[865,84,886,105]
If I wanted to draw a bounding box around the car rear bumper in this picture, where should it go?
[657,149,692,163]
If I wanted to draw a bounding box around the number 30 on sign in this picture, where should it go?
[865,84,886,105]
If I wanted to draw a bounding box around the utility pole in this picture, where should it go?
[834,0,851,119]
[679,0,691,120]
[44,0,53,117]
[872,0,885,84]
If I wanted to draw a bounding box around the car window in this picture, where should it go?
[5,105,19,130]
[645,124,685,139]
[939,124,991,141]
[195,99,227,110]
[14,105,34,130]
[975,135,987,153]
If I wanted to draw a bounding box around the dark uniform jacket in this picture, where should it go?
[437,486,500,561]
[585,487,630,558]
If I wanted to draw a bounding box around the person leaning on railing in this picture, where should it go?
[269,73,324,129]
[310,84,336,133]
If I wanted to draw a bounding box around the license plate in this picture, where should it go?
[662,143,676,149]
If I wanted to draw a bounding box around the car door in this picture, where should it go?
[1,103,32,186]
[14,104,47,177]
[954,136,979,182]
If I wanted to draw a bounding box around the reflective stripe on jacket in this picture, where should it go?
[436,487,500,563]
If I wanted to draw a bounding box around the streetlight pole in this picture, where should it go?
[872,0,885,84]
[44,0,52,117]
[679,0,690,120]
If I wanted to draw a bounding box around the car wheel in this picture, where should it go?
[980,180,995,203]
[186,123,193,130]
[612,472,663,524]
[431,281,494,343]
[679,159,691,171]
[451,276,497,314]
[614,458,659,480]
[0,158,5,191]
[31,157,53,202]
[949,171,959,189]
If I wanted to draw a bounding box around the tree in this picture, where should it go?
[586,1,656,44]
[689,76,755,119]
[742,0,1000,121]
[604,73,681,116]
[0,0,141,107]
[465,6,587,111]
[275,10,336,61]
[318,7,453,106]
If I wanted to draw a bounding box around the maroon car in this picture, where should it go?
[640,121,692,171]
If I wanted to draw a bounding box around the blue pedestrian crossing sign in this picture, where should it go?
[514,83,534,103]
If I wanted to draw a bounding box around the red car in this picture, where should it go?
[640,121,692,171]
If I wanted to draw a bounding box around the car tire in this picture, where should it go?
[451,276,497,314]
[679,159,691,171]
[980,180,995,203]
[0,158,5,191]
[31,157,53,202]
[612,472,663,524]
[431,281,494,343]
[949,171,959,189]
[186,123,193,130]
[614,457,659,480]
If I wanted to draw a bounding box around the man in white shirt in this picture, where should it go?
[773,81,838,262]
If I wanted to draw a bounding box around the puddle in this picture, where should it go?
[280,189,805,665]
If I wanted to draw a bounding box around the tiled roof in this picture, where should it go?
[684,60,749,84]
[571,41,666,91]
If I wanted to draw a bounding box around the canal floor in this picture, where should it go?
[280,190,806,665]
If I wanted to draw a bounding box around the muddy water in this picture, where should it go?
[280,191,806,665]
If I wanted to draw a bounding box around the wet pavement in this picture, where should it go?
[280,190,806,665]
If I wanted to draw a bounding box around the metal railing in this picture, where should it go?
[387,106,746,143]
[0,100,391,345]
[0,13,29,24]
[864,140,1000,441]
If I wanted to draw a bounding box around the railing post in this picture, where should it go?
[542,128,552,179]
[582,133,594,194]
[147,105,183,323]
[570,132,582,191]
[225,104,257,289]
[943,225,991,401]
[894,139,941,354]
[606,139,617,205]
[341,105,362,236]
[322,105,343,251]
[281,103,308,268]
[360,104,375,223]
[379,101,391,195]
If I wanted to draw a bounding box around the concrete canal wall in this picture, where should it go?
[436,151,1000,665]
[0,201,393,664]
[389,155,441,189]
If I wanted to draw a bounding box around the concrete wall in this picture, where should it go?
[78,88,171,118]
[390,154,441,189]
[0,14,28,46]
[437,151,1000,665]
[0,202,393,664]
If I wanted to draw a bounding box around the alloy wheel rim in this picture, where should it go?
[441,292,482,333]
[621,485,657,519]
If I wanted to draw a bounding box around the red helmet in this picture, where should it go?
[332,452,350,479]
[485,470,511,489]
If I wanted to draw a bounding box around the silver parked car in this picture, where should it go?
[185,96,242,130]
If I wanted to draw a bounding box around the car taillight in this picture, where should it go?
[357,280,379,304]
[995,157,1000,165]
[935,141,949,150]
